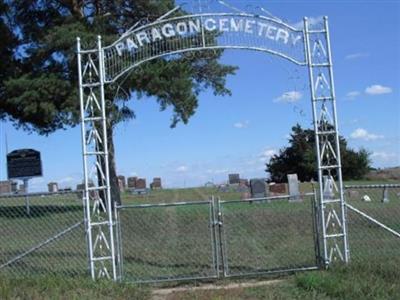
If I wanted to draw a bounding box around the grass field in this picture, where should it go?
[0,261,399,299]
[0,182,399,298]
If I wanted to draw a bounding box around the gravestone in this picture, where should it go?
[362,195,371,202]
[287,174,301,202]
[382,187,389,203]
[269,183,287,195]
[118,178,125,192]
[151,177,162,190]
[11,181,18,193]
[323,176,335,200]
[127,177,137,189]
[135,178,147,190]
[228,174,240,185]
[348,190,359,200]
[118,176,126,189]
[76,180,98,200]
[48,182,59,193]
[239,179,249,187]
[0,181,12,195]
[250,179,267,198]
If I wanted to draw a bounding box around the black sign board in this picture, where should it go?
[7,149,43,179]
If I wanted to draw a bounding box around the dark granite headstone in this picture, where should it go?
[127,177,137,188]
[229,174,240,185]
[118,176,126,189]
[151,177,162,189]
[136,178,146,189]
[250,179,266,198]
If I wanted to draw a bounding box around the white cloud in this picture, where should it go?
[234,120,249,129]
[176,165,188,173]
[274,91,302,103]
[365,85,393,95]
[345,52,370,60]
[259,149,278,162]
[345,91,361,100]
[58,176,76,184]
[350,128,384,141]
[371,151,397,162]
[292,16,324,30]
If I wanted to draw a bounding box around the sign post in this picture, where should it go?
[23,178,30,216]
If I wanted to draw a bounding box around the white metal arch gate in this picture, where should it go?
[76,11,349,281]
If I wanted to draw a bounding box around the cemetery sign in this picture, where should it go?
[7,149,43,179]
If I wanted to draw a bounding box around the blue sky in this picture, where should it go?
[0,0,399,191]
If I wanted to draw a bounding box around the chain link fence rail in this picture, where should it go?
[218,193,319,277]
[345,184,400,265]
[0,191,87,278]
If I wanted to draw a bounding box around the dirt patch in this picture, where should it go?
[151,279,283,300]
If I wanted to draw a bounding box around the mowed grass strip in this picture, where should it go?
[0,275,149,300]
[2,261,396,299]
[159,261,400,300]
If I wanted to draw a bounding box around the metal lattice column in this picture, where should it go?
[77,36,117,280]
[304,17,349,266]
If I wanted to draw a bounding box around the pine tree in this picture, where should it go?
[0,1,237,203]
[266,124,371,182]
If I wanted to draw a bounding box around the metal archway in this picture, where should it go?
[77,10,349,281]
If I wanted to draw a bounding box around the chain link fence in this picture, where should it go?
[345,184,400,265]
[116,201,218,283]
[116,193,319,283]
[219,194,319,277]
[0,191,87,277]
[1,185,399,282]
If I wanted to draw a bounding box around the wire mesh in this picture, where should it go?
[219,194,319,277]
[345,185,400,265]
[117,201,218,283]
[0,191,87,277]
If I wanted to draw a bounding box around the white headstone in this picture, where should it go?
[288,174,301,202]
[382,188,389,203]
[362,195,371,202]
[323,176,335,200]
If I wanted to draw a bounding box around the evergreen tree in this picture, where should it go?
[0,1,237,203]
[266,124,371,182]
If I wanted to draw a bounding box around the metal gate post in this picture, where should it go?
[210,196,220,278]
[77,36,117,280]
[304,17,349,267]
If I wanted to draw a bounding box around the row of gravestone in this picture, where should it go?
[348,188,399,203]
[227,173,302,200]
[247,174,302,201]
[117,176,162,192]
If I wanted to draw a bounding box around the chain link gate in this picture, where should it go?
[77,4,349,279]
[115,192,319,283]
